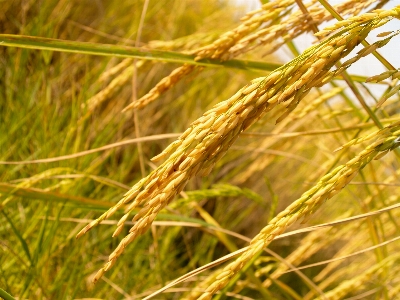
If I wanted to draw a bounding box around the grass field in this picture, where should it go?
[1,0,400,299]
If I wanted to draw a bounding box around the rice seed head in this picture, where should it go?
[78,6,400,283]
[123,64,195,111]
[122,0,302,112]
[199,117,400,297]
[85,64,136,112]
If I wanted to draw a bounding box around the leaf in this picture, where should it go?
[0,288,16,300]
[0,34,281,72]
[2,211,33,266]
[0,34,375,83]
[0,182,115,209]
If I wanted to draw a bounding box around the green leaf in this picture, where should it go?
[2,211,33,266]
[0,288,16,300]
[0,34,281,72]
[0,182,114,209]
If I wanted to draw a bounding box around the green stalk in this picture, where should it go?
[0,34,374,83]
[0,182,114,209]
[0,34,280,71]
[0,289,16,300]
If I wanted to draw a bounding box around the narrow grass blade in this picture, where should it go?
[0,183,114,208]
[0,34,281,72]
[0,289,16,300]
[2,211,33,265]
[0,34,375,83]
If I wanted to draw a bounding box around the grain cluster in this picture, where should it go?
[77,6,400,287]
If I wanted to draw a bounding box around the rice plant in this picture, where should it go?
[1,0,400,299]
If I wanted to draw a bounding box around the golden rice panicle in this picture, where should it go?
[376,83,400,108]
[99,58,133,82]
[122,64,195,111]
[87,78,269,282]
[315,6,400,38]
[194,0,294,61]
[85,64,135,112]
[236,89,343,184]
[114,33,217,112]
[199,121,400,299]
[81,58,140,113]
[148,32,221,51]
[75,175,151,238]
[182,272,220,300]
[365,61,400,108]
[90,35,200,112]
[229,0,380,58]
[270,22,397,123]
[122,0,295,112]
[122,0,390,113]
[336,30,400,70]
[313,32,400,91]
[79,6,400,283]
[87,54,306,280]
[335,121,399,152]
[366,69,399,83]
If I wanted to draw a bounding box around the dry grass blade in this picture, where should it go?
[3,126,372,166]
[279,235,400,275]
[0,134,180,165]
[314,254,400,300]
